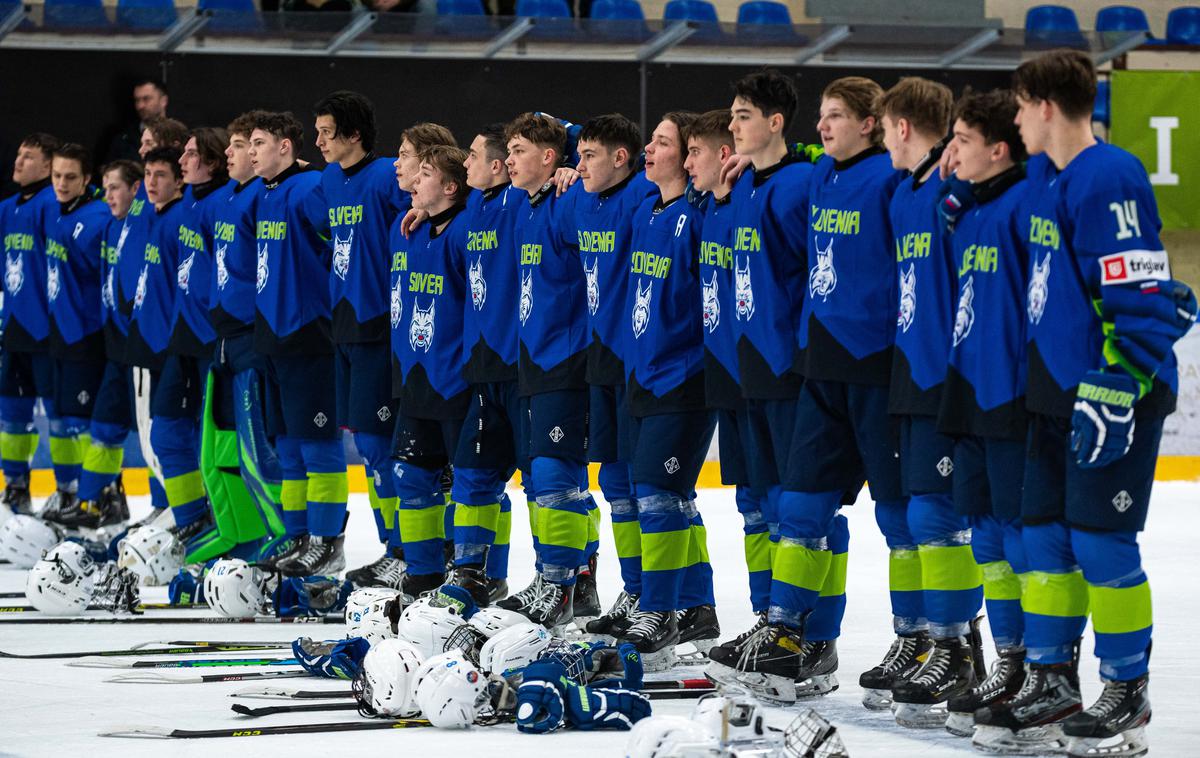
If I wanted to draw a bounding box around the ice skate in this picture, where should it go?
[972,654,1082,756]
[346,546,405,589]
[619,609,679,672]
[893,632,982,728]
[1,483,32,516]
[572,554,601,624]
[946,647,1026,737]
[51,484,130,531]
[1063,673,1150,758]
[38,489,78,523]
[676,603,721,661]
[499,574,574,630]
[859,631,932,710]
[442,564,490,607]
[718,622,808,705]
[705,610,768,686]
[276,534,346,577]
[583,590,638,642]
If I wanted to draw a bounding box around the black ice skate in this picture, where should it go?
[521,578,575,629]
[792,638,840,699]
[859,631,932,710]
[584,590,639,641]
[2,483,32,516]
[572,554,601,623]
[1063,673,1151,758]
[497,574,545,614]
[946,647,1027,737]
[893,627,985,728]
[39,489,78,523]
[401,570,446,600]
[276,534,346,577]
[677,604,721,660]
[255,534,306,572]
[51,486,130,531]
[619,609,680,672]
[710,622,808,705]
[705,611,768,686]
[486,576,508,603]
[346,546,406,589]
[442,564,490,607]
[169,510,214,547]
[972,650,1082,756]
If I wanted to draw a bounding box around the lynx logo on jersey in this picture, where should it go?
[1027,252,1051,325]
[133,264,148,310]
[519,269,533,326]
[632,278,652,339]
[468,257,487,311]
[702,271,720,333]
[101,268,115,311]
[5,252,23,296]
[584,257,599,316]
[809,237,837,301]
[390,277,403,329]
[734,257,754,321]
[46,262,60,303]
[332,230,353,281]
[953,276,975,346]
[215,242,229,291]
[897,264,916,332]
[408,299,435,353]
[177,251,195,293]
[256,243,269,294]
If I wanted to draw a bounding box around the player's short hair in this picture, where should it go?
[250,111,305,152]
[227,110,271,140]
[823,76,885,144]
[505,113,567,159]
[1012,50,1096,121]
[133,77,168,97]
[875,77,953,139]
[144,116,189,150]
[683,109,735,150]
[143,146,183,179]
[659,111,698,170]
[189,127,231,181]
[733,69,800,132]
[477,123,509,163]
[101,159,144,187]
[954,88,1028,163]
[314,90,378,152]
[52,143,92,177]
[19,133,61,162]
[578,114,642,161]
[401,122,457,154]
[419,144,471,204]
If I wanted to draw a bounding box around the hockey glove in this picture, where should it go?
[1071,370,1138,468]
[517,659,651,733]
[936,174,976,232]
[573,641,644,689]
[168,566,205,606]
[292,636,370,680]
[274,575,352,617]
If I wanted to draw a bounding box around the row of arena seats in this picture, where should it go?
[1027,5,1200,45]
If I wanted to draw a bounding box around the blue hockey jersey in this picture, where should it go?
[46,195,110,361]
[3,179,58,351]
[390,204,470,419]
[210,178,264,339]
[170,180,230,357]
[515,182,587,396]
[100,214,128,358]
[575,171,657,386]
[309,155,409,344]
[461,183,526,384]
[125,195,188,370]
[254,164,334,356]
[1025,143,1177,419]
[888,159,956,416]
[729,157,812,399]
[698,193,740,410]
[625,193,706,417]
[938,166,1029,441]
[799,148,906,385]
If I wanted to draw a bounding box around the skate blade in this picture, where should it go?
[1066,727,1149,758]
[973,723,1069,755]
[572,615,598,631]
[676,637,718,658]
[796,673,838,700]
[944,711,975,738]
[732,671,797,706]
[861,687,894,711]
[639,646,679,673]
[703,660,740,687]
[894,702,949,729]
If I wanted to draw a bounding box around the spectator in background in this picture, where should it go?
[106,78,171,163]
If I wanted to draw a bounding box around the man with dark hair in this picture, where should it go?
[572,113,656,635]
[970,50,1196,758]
[309,90,410,589]
[107,78,170,163]
[140,117,189,160]
[250,111,347,577]
[0,132,73,516]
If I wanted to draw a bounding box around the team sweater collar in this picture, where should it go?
[18,177,51,204]
[342,152,375,178]
[482,182,511,202]
[832,144,886,173]
[427,203,467,239]
[264,162,305,190]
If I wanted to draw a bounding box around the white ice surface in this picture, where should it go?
[1,483,1198,757]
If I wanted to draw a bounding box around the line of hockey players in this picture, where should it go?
[1,48,1195,758]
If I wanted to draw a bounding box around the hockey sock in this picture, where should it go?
[972,515,1025,650]
[450,467,507,568]
[77,420,128,501]
[1072,528,1152,680]
[486,491,513,580]
[876,497,926,634]
[807,512,850,642]
[301,438,348,538]
[769,489,841,629]
[276,436,308,537]
[150,415,206,526]
[394,462,446,576]
[677,499,715,610]
[736,485,771,613]
[0,395,37,486]
[354,432,396,545]
[230,367,283,531]
[600,461,641,595]
[1023,521,1090,665]
[910,493,982,639]
[636,489,692,611]
[532,456,588,585]
[48,414,88,493]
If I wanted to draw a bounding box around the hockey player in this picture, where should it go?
[705,72,845,704]
[250,111,348,577]
[495,113,588,627]
[931,88,1033,737]
[308,91,411,588]
[389,145,475,600]
[572,114,656,635]
[973,50,1195,758]
[613,110,718,670]
[0,133,74,516]
[877,78,986,725]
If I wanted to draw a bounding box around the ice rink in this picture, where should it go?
[2,482,1198,757]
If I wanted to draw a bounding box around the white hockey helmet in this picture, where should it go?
[396,596,471,658]
[117,526,185,586]
[353,638,425,717]
[468,606,529,637]
[624,715,720,758]
[345,587,404,646]
[204,558,270,618]
[412,650,488,729]
[26,541,97,615]
[691,692,767,744]
[477,622,553,678]
[0,514,61,568]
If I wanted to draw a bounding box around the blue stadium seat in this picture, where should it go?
[1167,7,1200,45]
[200,0,257,11]
[117,0,177,30]
[1093,78,1110,126]
[663,0,718,24]
[737,1,790,26]
[198,0,261,33]
[1025,5,1085,47]
[44,0,109,28]
[591,0,643,20]
[516,0,571,18]
[437,0,486,15]
[1095,5,1150,33]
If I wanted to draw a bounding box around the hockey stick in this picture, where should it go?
[70,656,299,669]
[106,669,311,684]
[0,642,292,659]
[232,701,359,718]
[0,602,201,613]
[231,679,719,701]
[101,719,450,738]
[0,614,340,625]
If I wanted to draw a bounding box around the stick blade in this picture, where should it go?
[98,725,176,739]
